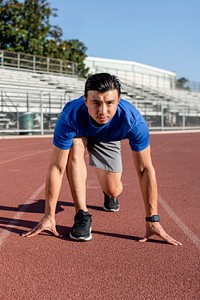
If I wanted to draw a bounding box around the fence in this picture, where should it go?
[0,49,200,134]
[0,90,66,135]
[0,90,200,135]
[133,99,200,131]
[91,64,200,93]
[0,49,78,76]
[1,49,199,92]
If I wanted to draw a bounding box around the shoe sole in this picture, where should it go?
[69,228,92,242]
[103,205,120,212]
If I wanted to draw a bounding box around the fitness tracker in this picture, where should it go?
[145,215,160,222]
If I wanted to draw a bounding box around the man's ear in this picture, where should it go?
[84,96,87,105]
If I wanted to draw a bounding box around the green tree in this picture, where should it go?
[0,0,88,77]
[61,39,89,77]
[0,0,25,51]
[22,0,55,55]
[0,0,54,54]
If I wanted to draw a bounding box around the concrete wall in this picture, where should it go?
[85,56,176,89]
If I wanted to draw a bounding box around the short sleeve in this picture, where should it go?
[53,115,76,150]
[128,115,150,152]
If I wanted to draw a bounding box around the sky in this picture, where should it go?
[50,0,200,82]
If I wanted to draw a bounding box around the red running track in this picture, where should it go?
[0,132,200,300]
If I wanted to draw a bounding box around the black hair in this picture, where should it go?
[84,73,121,97]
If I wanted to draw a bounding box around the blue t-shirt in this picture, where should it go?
[53,96,149,152]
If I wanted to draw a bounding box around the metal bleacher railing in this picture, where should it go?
[94,65,200,131]
[0,49,85,135]
[0,49,78,76]
[120,80,200,130]
[0,49,200,135]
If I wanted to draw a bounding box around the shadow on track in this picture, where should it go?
[0,200,169,245]
[0,199,105,215]
[0,216,168,245]
[0,216,70,238]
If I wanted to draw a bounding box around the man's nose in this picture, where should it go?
[99,103,107,114]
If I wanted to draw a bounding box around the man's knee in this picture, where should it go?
[104,180,123,198]
[71,138,87,157]
[72,137,87,148]
[67,139,87,170]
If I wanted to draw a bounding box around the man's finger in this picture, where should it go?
[161,234,182,246]
[51,228,60,237]
[138,229,182,245]
[22,226,60,238]
[138,229,153,242]
[138,237,148,243]
[22,227,43,238]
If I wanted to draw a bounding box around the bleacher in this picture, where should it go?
[0,63,200,133]
[121,80,200,119]
[0,67,86,132]
[90,63,200,128]
[0,67,85,112]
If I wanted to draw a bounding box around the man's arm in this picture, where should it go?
[132,146,182,246]
[22,146,69,238]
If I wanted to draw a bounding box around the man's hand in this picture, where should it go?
[139,222,182,246]
[22,215,60,238]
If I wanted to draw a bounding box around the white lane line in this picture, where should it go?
[159,195,200,250]
[151,130,200,135]
[0,183,45,249]
[150,141,173,153]
[0,149,51,165]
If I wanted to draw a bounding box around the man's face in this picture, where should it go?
[84,89,120,124]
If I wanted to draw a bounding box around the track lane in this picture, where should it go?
[0,133,200,300]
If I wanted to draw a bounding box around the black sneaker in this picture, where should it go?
[69,210,92,241]
[103,193,120,212]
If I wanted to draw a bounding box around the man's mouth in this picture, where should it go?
[99,114,108,120]
[99,117,107,122]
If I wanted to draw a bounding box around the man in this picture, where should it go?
[23,73,181,246]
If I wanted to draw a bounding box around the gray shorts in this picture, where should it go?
[87,140,122,173]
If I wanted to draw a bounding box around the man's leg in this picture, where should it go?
[95,168,123,212]
[66,137,92,241]
[87,140,123,212]
[95,168,123,198]
[66,137,88,212]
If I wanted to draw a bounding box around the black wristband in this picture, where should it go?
[145,215,160,222]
